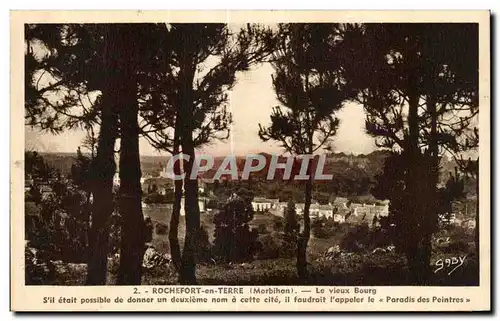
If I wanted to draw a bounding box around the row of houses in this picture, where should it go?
[438,213,477,229]
[251,196,390,225]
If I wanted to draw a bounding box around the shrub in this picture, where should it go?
[311,219,328,239]
[25,245,57,285]
[340,223,371,252]
[155,222,168,235]
[212,193,259,263]
[143,192,168,204]
[144,217,153,243]
[369,227,392,248]
[272,216,283,232]
[311,217,340,239]
[284,200,299,235]
[255,234,281,260]
[108,213,122,255]
[257,223,268,234]
[196,224,213,263]
[256,232,295,260]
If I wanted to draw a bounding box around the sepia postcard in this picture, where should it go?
[11,10,491,312]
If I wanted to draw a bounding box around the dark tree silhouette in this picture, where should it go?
[25,24,169,285]
[343,23,479,284]
[213,193,257,263]
[25,24,116,284]
[284,200,299,236]
[259,24,355,279]
[141,23,276,284]
[109,24,169,285]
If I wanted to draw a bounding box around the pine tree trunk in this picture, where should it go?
[405,81,427,284]
[422,94,439,285]
[297,177,312,281]
[86,26,118,285]
[169,121,183,273]
[178,58,200,285]
[115,25,144,285]
[86,114,116,285]
[179,135,200,284]
[407,95,439,286]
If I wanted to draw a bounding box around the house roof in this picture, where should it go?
[253,197,274,203]
[39,185,53,193]
[333,197,348,204]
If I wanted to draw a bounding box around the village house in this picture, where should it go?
[39,184,54,201]
[349,203,363,210]
[294,203,305,215]
[374,205,389,216]
[333,212,346,223]
[276,202,288,212]
[438,213,457,225]
[179,196,206,215]
[332,196,349,209]
[462,218,476,230]
[198,177,216,195]
[25,174,34,192]
[309,204,320,218]
[290,201,344,223]
[351,203,389,217]
[308,204,335,219]
[346,203,389,227]
[251,197,279,212]
[293,199,319,215]
[113,172,120,187]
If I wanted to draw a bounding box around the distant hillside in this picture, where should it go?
[33,150,477,197]
[39,152,78,176]
[39,152,170,177]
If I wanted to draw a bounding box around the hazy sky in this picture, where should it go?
[25,62,377,156]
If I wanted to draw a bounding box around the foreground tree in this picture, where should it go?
[112,24,145,285]
[259,24,355,279]
[141,23,276,283]
[212,193,258,263]
[25,24,168,284]
[284,200,299,237]
[70,147,93,205]
[343,23,478,284]
[113,24,169,285]
[25,24,116,284]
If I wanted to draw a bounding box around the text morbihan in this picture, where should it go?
[252,287,294,295]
